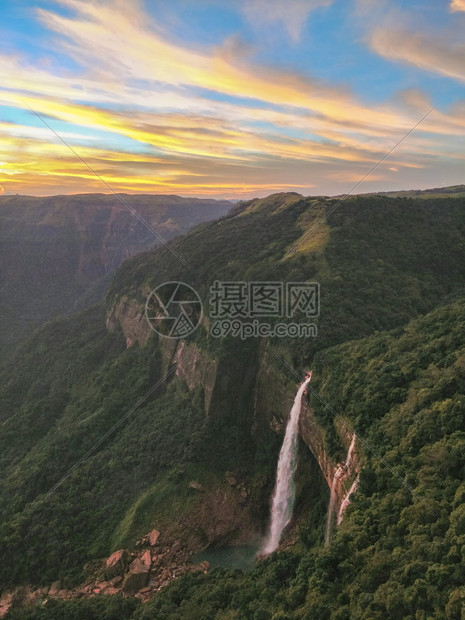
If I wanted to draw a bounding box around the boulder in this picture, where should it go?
[140,549,152,568]
[105,549,128,579]
[122,558,150,595]
[148,529,160,546]
[0,592,14,618]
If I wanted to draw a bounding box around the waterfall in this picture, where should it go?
[345,433,356,470]
[261,376,311,555]
[324,469,339,545]
[325,433,357,545]
[337,475,359,525]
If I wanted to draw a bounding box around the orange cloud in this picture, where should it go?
[0,0,463,197]
[37,0,409,132]
[450,0,465,11]
[0,127,319,197]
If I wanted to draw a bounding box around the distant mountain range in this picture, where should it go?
[0,193,231,348]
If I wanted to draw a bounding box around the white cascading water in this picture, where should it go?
[337,474,359,525]
[345,433,356,470]
[325,433,357,544]
[324,471,339,545]
[261,376,311,555]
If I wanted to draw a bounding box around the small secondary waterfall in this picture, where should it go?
[324,470,339,545]
[325,433,357,545]
[337,474,359,525]
[261,376,311,555]
[345,433,356,470]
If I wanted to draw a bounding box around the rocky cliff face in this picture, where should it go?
[106,297,218,411]
[300,401,360,533]
[107,298,359,534]
[161,339,218,413]
[106,295,152,348]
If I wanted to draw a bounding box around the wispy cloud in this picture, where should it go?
[370,26,465,83]
[241,0,332,42]
[36,1,395,129]
[0,0,463,197]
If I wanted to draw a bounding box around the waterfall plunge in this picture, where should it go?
[325,433,357,545]
[324,472,338,545]
[261,376,311,555]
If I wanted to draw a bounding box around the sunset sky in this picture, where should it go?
[0,0,464,198]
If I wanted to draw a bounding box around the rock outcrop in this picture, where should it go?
[300,396,360,523]
[105,549,129,579]
[0,593,14,618]
[122,558,150,594]
[0,524,215,616]
[106,296,152,347]
[164,339,218,413]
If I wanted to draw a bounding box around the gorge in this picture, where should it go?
[2,188,465,619]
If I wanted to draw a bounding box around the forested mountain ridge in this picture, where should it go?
[107,191,465,362]
[1,189,465,619]
[0,193,231,348]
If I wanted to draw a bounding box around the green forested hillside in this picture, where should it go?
[131,299,465,620]
[6,298,465,619]
[0,308,210,585]
[2,191,465,618]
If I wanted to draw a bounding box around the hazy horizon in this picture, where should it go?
[1,182,464,203]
